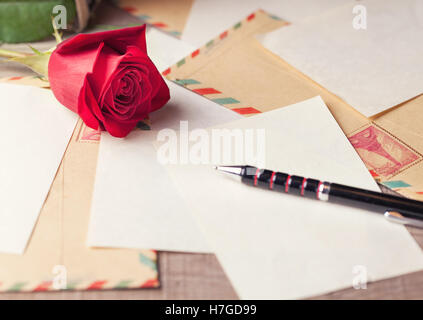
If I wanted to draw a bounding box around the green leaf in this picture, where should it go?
[28,45,42,55]
[0,0,76,43]
[136,120,151,131]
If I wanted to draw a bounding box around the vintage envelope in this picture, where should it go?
[164,9,423,201]
[259,0,423,117]
[87,80,242,252]
[157,96,423,299]
[369,97,423,200]
[0,84,77,255]
[114,0,194,37]
[0,82,158,291]
[182,0,346,47]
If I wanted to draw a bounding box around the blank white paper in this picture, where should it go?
[0,84,77,254]
[182,0,347,47]
[87,81,242,252]
[161,96,423,299]
[260,0,423,116]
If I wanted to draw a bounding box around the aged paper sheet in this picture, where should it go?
[0,84,77,254]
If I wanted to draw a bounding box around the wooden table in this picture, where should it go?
[2,243,423,300]
[1,2,423,300]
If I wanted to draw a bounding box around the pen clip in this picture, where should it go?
[384,211,423,228]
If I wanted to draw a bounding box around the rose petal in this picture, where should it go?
[54,25,147,55]
[89,45,126,99]
[77,77,102,130]
[49,24,170,138]
[49,42,105,113]
[102,113,139,138]
[149,72,170,113]
[150,81,171,113]
[122,47,171,112]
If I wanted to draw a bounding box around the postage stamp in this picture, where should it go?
[76,123,101,143]
[348,124,422,179]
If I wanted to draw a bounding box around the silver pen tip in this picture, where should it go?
[214,165,243,176]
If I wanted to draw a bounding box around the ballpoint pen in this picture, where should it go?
[215,165,423,228]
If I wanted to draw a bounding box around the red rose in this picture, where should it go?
[48,25,170,138]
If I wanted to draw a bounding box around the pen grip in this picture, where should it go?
[241,167,325,200]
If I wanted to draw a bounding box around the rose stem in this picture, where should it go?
[0,49,29,59]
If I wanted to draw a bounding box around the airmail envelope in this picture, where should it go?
[164,9,423,202]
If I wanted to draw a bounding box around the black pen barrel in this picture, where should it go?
[240,166,423,219]
[328,183,423,219]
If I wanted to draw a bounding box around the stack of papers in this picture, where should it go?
[2,0,423,299]
[87,81,241,252]
[88,93,423,298]
[259,0,423,116]
[0,25,194,290]
[155,97,423,299]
